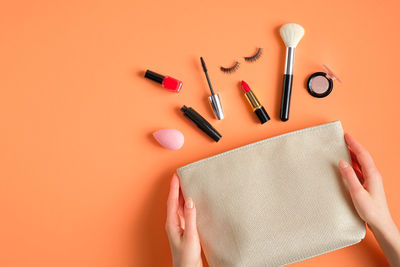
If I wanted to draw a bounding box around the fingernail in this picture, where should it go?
[185,198,194,209]
[339,160,349,169]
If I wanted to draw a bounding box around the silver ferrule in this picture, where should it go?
[284,47,295,75]
[209,93,224,120]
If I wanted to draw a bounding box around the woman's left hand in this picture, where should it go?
[165,174,203,267]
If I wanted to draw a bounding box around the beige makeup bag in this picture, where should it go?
[177,121,366,267]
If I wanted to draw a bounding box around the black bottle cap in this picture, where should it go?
[144,70,164,84]
[255,107,270,124]
[181,105,188,112]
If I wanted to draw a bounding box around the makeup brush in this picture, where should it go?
[200,57,224,120]
[279,23,305,121]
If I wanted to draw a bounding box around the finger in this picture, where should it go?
[338,160,365,195]
[166,174,181,235]
[178,187,185,230]
[183,198,199,241]
[344,133,379,180]
[349,149,364,184]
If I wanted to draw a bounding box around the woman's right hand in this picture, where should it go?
[338,133,400,266]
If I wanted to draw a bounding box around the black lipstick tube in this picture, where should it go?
[180,105,222,142]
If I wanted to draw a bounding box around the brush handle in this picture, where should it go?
[284,47,295,75]
[280,74,293,121]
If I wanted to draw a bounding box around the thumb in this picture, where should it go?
[183,198,199,241]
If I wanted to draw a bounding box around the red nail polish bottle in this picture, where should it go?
[144,70,182,92]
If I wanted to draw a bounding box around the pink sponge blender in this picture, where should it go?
[152,129,184,150]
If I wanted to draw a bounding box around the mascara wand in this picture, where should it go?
[200,57,224,120]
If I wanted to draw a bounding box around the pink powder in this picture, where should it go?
[310,76,329,94]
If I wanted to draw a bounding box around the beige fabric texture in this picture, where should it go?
[177,121,366,267]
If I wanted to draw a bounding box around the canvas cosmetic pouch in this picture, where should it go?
[177,121,366,267]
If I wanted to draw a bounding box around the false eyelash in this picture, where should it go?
[244,47,263,62]
[220,61,240,73]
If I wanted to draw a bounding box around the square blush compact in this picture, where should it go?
[307,64,341,98]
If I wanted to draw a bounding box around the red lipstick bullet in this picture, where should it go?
[145,70,182,92]
[241,80,270,124]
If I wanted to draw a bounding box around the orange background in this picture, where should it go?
[1,0,400,266]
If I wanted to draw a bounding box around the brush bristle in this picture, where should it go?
[280,23,305,48]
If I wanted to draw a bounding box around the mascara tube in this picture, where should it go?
[180,105,222,142]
